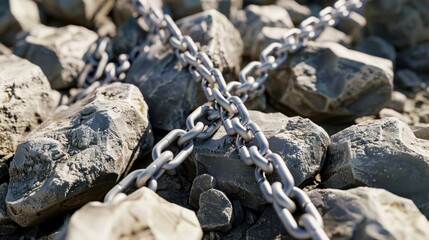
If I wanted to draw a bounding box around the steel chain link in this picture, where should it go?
[101,0,368,239]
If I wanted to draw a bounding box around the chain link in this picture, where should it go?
[103,0,368,239]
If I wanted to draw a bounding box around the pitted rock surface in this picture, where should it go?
[189,110,330,210]
[0,55,56,162]
[197,189,233,232]
[13,25,98,90]
[125,9,243,131]
[6,83,153,226]
[266,41,393,123]
[61,187,202,240]
[322,117,429,218]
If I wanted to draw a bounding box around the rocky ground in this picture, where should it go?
[0,0,429,239]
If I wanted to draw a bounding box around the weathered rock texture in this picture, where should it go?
[6,83,154,226]
[323,117,429,218]
[0,0,41,46]
[61,187,202,240]
[0,55,56,162]
[189,110,330,209]
[125,10,243,130]
[266,41,393,123]
[309,187,429,239]
[164,0,243,19]
[189,174,216,209]
[13,24,98,90]
[197,189,233,232]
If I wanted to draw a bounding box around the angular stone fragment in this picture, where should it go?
[39,0,115,28]
[197,189,233,232]
[189,110,330,209]
[322,117,429,218]
[6,83,154,227]
[309,187,429,239]
[164,0,243,19]
[112,17,148,56]
[61,187,202,240]
[13,25,98,90]
[189,174,216,209]
[233,5,293,58]
[397,43,429,75]
[126,10,243,130]
[266,41,393,123]
[355,36,396,63]
[0,55,56,162]
[246,206,287,240]
[0,0,41,46]
[276,0,311,25]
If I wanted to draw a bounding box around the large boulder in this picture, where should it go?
[6,83,154,226]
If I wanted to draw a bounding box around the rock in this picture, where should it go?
[379,108,410,124]
[189,110,330,209]
[266,41,394,123]
[0,43,11,55]
[395,69,425,95]
[276,0,311,25]
[0,0,41,47]
[6,82,154,227]
[244,0,276,5]
[322,117,429,218]
[112,0,163,26]
[197,189,233,232]
[335,11,366,44]
[233,5,293,58]
[189,174,216,209]
[112,17,148,56]
[246,206,287,240]
[13,24,98,90]
[384,91,407,112]
[366,0,429,49]
[0,163,8,183]
[397,43,429,75]
[164,0,243,19]
[39,0,115,28]
[0,183,10,225]
[61,187,202,240]
[309,187,429,240]
[0,55,56,162]
[412,123,429,140]
[125,10,243,131]
[355,36,397,63]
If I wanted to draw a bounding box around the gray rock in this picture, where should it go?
[335,11,366,44]
[39,0,115,28]
[112,0,163,27]
[189,174,216,209]
[378,108,410,124]
[0,55,56,162]
[322,117,429,218]
[309,187,429,240]
[384,91,407,112]
[112,17,148,56]
[395,69,425,94]
[233,5,293,58]
[189,110,330,209]
[246,206,288,240]
[13,24,98,90]
[164,0,243,19]
[355,36,397,63]
[397,43,429,75]
[6,82,154,226]
[276,0,311,25]
[61,187,202,240]
[266,41,394,123]
[197,189,233,232]
[412,123,429,140]
[0,0,41,47]
[125,10,243,131]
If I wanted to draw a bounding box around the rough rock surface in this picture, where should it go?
[164,0,243,19]
[233,4,293,58]
[266,41,394,123]
[60,187,202,240]
[309,187,429,240]
[189,174,216,209]
[6,83,154,227]
[197,189,233,232]
[125,10,243,130]
[0,0,41,47]
[0,55,56,162]
[322,117,429,218]
[13,24,98,90]
[245,206,287,240]
[189,110,330,209]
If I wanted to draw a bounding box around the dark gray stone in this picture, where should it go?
[355,36,397,63]
[384,91,407,113]
[0,55,56,162]
[266,41,393,123]
[309,187,429,239]
[189,110,330,210]
[322,117,429,218]
[397,43,429,75]
[276,0,311,25]
[197,189,233,232]
[189,174,216,209]
[246,206,287,240]
[125,10,243,131]
[6,83,154,226]
[112,17,148,56]
[395,69,425,95]
[13,24,98,90]
[164,0,243,19]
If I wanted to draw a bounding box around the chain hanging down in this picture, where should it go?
[102,0,368,239]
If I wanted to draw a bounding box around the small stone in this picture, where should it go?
[61,187,202,240]
[397,43,429,75]
[197,189,233,232]
[189,174,216,209]
[412,123,429,140]
[245,206,286,240]
[379,108,410,124]
[189,110,330,209]
[112,17,148,56]
[6,83,154,227]
[0,0,41,46]
[355,36,397,63]
[266,41,394,123]
[309,187,429,239]
[322,117,429,218]
[164,0,243,19]
[384,91,407,112]
[276,0,311,25]
[0,55,56,162]
[13,25,98,90]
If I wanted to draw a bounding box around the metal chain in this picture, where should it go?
[103,0,368,239]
